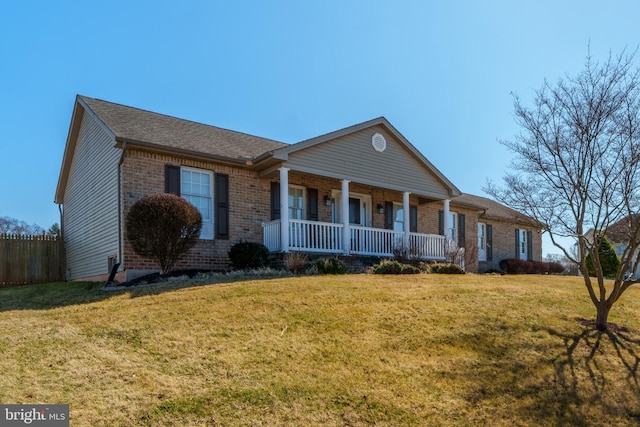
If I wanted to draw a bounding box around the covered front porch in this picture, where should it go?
[262,167,463,264]
[253,118,465,265]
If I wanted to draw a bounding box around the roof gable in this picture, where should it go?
[269,117,460,199]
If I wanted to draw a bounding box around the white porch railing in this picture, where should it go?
[262,219,449,261]
[289,219,344,253]
[263,220,282,252]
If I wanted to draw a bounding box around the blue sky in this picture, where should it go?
[1,1,638,255]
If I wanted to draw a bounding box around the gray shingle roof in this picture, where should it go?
[79,96,288,161]
[602,214,640,245]
[452,193,541,226]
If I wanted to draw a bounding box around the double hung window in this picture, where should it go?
[181,167,214,240]
[288,185,306,219]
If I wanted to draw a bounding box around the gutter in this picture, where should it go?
[115,137,250,167]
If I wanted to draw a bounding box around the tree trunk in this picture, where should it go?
[595,304,610,331]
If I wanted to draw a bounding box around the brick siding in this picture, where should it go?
[119,149,541,276]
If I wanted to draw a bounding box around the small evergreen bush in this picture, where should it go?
[586,235,620,277]
[228,241,270,270]
[314,257,347,275]
[430,263,465,274]
[372,259,422,274]
[372,259,403,274]
[400,264,421,274]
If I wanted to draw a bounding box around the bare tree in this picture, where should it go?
[486,48,640,331]
[0,216,45,235]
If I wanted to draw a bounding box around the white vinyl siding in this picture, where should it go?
[181,167,214,240]
[63,111,121,280]
[285,125,451,199]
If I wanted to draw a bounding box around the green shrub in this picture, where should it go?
[372,259,421,275]
[400,264,421,274]
[586,234,620,278]
[314,257,347,275]
[373,259,403,274]
[430,263,465,274]
[125,193,202,274]
[228,241,270,270]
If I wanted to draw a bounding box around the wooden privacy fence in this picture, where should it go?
[0,234,64,285]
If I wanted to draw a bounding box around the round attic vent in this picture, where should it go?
[372,133,386,152]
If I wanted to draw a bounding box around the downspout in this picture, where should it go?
[117,141,127,274]
[58,203,66,280]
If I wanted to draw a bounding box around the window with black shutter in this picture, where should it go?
[215,174,229,239]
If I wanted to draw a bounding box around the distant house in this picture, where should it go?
[55,95,543,281]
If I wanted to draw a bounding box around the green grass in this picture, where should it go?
[1,274,640,426]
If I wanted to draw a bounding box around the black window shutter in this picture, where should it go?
[458,214,465,247]
[384,202,394,229]
[165,165,180,195]
[307,189,318,221]
[438,210,444,235]
[215,174,229,239]
[486,224,493,261]
[410,205,418,232]
[270,182,280,220]
[515,229,520,258]
[527,230,533,261]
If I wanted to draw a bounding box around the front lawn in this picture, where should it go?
[1,274,639,426]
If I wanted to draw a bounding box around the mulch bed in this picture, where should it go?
[104,269,215,289]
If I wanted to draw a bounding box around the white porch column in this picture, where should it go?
[341,179,350,255]
[403,191,410,249]
[279,168,289,253]
[443,199,450,239]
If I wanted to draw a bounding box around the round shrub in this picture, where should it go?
[126,193,202,274]
[228,241,270,270]
[315,257,347,275]
[430,263,465,274]
[372,259,403,274]
[400,264,421,274]
[372,259,422,274]
[547,262,565,274]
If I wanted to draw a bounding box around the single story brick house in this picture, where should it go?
[54,95,542,281]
